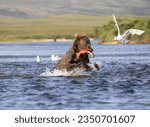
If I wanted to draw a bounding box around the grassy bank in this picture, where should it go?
[0,14,149,43]
[0,14,111,42]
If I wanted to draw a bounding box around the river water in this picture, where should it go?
[0,42,150,109]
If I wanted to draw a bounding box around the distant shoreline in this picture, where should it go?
[0,39,74,43]
[0,39,149,44]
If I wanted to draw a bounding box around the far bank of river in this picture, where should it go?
[0,39,149,44]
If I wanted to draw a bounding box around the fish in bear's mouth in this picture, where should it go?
[76,49,95,59]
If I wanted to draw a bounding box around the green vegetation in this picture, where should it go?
[0,14,111,42]
[94,16,150,43]
[0,15,149,43]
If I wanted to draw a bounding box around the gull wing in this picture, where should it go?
[123,29,144,38]
[113,14,121,35]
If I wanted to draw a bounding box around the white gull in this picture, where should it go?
[113,14,144,44]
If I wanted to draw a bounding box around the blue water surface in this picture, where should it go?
[0,41,150,109]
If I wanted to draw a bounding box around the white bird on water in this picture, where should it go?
[50,54,61,61]
[113,14,144,44]
[36,55,41,63]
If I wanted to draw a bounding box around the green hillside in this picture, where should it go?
[0,0,150,18]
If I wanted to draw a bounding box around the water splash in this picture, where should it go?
[40,63,100,77]
[40,68,91,77]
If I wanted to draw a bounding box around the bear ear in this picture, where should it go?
[74,34,87,38]
[74,34,79,38]
[82,33,87,37]
[74,34,83,40]
[82,34,88,40]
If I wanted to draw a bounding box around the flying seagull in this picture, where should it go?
[113,14,144,44]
